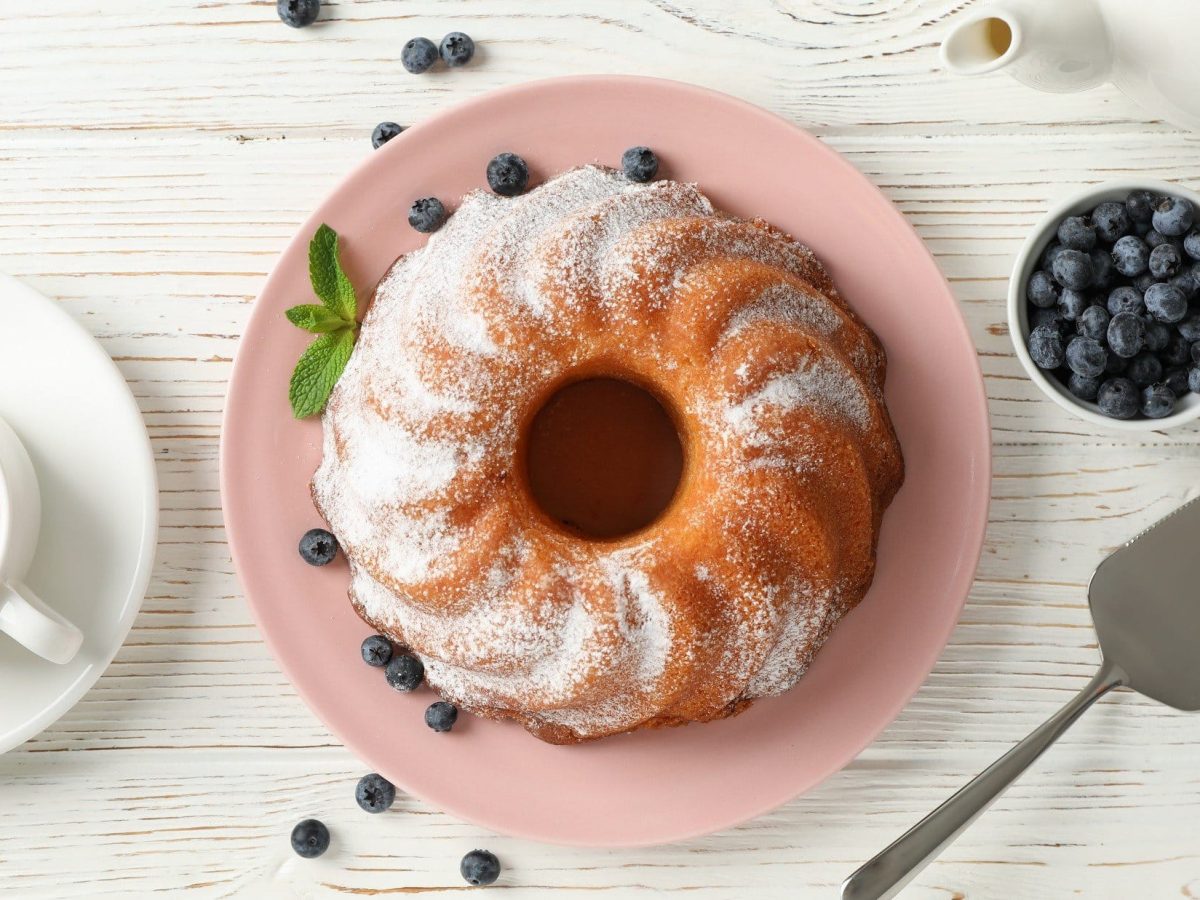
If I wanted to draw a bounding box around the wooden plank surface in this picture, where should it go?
[1,1,1199,897]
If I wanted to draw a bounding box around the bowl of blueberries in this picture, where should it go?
[1010,179,1200,428]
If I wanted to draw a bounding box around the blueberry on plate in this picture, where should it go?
[361,634,392,667]
[440,32,475,67]
[409,197,447,233]
[277,0,319,27]
[1141,383,1176,418]
[355,773,396,813]
[1164,332,1194,366]
[291,819,330,858]
[1152,196,1195,237]
[1144,282,1187,323]
[425,700,458,732]
[1149,242,1182,279]
[1190,367,1200,394]
[1107,312,1145,358]
[1068,372,1102,402]
[1178,312,1200,343]
[1111,235,1150,277]
[1164,367,1190,396]
[486,152,529,196]
[1126,351,1163,388]
[1091,201,1130,244]
[621,146,659,183]
[402,37,439,74]
[385,652,424,691]
[1106,285,1143,317]
[1126,189,1156,224]
[1077,305,1109,341]
[299,528,338,566]
[1027,270,1061,308]
[1144,319,1171,352]
[1184,229,1200,261]
[1057,215,1096,252]
[1052,248,1094,290]
[1097,377,1140,419]
[1065,336,1107,378]
[461,849,501,886]
[1057,288,1089,321]
[1028,323,1065,369]
[372,121,404,149]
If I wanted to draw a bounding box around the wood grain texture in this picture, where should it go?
[2,1,1200,897]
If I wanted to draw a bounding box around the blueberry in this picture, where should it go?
[460,849,501,887]
[1068,372,1101,402]
[1152,196,1195,237]
[1051,248,1093,290]
[1144,319,1170,352]
[1057,287,1089,321]
[439,32,475,67]
[1193,340,1200,365]
[1097,377,1140,419]
[1028,323,1065,369]
[1141,383,1176,418]
[1111,235,1150,276]
[1077,305,1109,341]
[1178,312,1200,343]
[425,700,458,732]
[621,146,659,183]
[299,528,338,566]
[1030,308,1068,335]
[1089,248,1114,290]
[1170,270,1197,300]
[1105,352,1128,375]
[355,773,396,814]
[277,0,319,27]
[372,121,404,149]
[408,197,447,233]
[1164,367,1190,396]
[1056,216,1096,252]
[1027,270,1061,308]
[361,634,392,667]
[1127,351,1163,387]
[1065,336,1107,378]
[1126,189,1156,224]
[1191,367,1200,394]
[1132,272,1157,294]
[1184,229,1200,261]
[1106,285,1143,316]
[1149,242,1182,279]
[1144,282,1188,323]
[1164,332,1194,366]
[1091,201,1130,243]
[385,652,424,691]
[1107,312,1145,358]
[1144,229,1173,250]
[1040,241,1066,271]
[486,152,529,196]
[402,37,439,74]
[291,819,330,858]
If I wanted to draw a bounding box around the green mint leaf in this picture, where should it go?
[288,328,356,419]
[308,224,358,323]
[285,303,349,334]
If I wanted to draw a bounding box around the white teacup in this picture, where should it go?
[0,416,82,664]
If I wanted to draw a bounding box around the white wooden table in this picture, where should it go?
[2,2,1199,897]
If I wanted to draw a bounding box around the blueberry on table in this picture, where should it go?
[425,700,459,732]
[385,652,424,691]
[1077,305,1109,341]
[1065,336,1107,378]
[277,0,319,27]
[299,528,338,566]
[1068,372,1102,402]
[361,634,392,667]
[372,121,404,149]
[409,197,447,233]
[1111,235,1150,277]
[1126,351,1164,388]
[402,37,439,74]
[1107,312,1145,358]
[1052,248,1094,290]
[1144,319,1170,352]
[1028,323,1065,369]
[1141,383,1176,419]
[1149,242,1182,279]
[486,152,529,196]
[1184,229,1200,261]
[621,146,659,183]
[1091,201,1131,243]
[291,819,330,858]
[1126,189,1157,224]
[1152,196,1195,237]
[440,32,475,67]
[355,773,396,813]
[1057,288,1089,321]
[1057,216,1096,252]
[1097,377,1140,419]
[1144,282,1187,323]
[460,849,501,886]
[1164,367,1190,396]
[1027,270,1060,308]
[1106,285,1143,317]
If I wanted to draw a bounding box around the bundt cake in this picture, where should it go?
[312,164,903,744]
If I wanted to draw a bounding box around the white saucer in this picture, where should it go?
[0,275,157,753]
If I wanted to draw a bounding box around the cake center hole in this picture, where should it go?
[525,377,684,539]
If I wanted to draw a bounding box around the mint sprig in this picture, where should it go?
[286,224,359,418]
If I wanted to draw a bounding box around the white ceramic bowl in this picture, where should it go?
[1009,178,1200,431]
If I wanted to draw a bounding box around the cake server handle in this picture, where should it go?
[840,661,1124,900]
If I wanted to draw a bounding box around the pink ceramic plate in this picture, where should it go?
[221,75,990,847]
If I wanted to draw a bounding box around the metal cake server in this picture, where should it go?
[842,497,1200,900]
